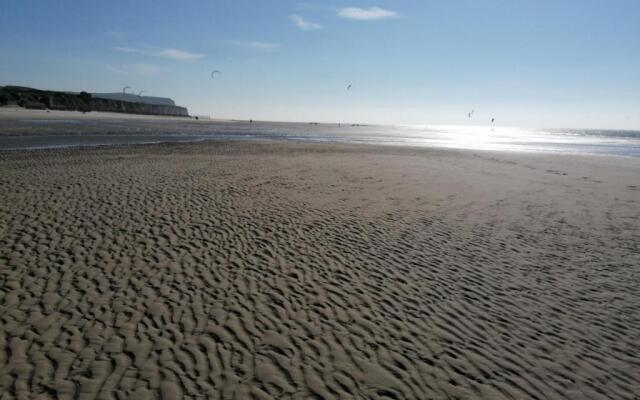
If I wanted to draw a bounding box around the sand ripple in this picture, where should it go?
[0,142,639,399]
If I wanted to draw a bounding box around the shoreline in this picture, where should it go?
[2,108,640,157]
[1,136,639,161]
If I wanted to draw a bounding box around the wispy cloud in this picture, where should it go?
[113,46,137,53]
[152,48,205,61]
[106,30,127,40]
[338,7,398,21]
[290,14,323,31]
[113,46,205,61]
[221,40,282,51]
[106,63,162,76]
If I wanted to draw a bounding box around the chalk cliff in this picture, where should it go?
[0,86,189,117]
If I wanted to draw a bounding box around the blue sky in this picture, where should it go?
[1,0,639,128]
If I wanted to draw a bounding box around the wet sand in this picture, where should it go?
[0,140,639,399]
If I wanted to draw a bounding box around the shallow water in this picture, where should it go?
[1,119,639,157]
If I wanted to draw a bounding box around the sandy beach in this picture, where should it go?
[0,140,639,399]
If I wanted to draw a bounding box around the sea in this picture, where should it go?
[1,118,639,157]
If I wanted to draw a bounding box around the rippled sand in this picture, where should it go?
[0,141,638,399]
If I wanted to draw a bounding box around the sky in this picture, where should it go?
[1,0,639,129]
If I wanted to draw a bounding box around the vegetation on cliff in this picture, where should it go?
[0,86,188,117]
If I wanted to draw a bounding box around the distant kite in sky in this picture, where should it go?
[211,70,221,79]
[491,118,495,124]
[122,86,131,94]
[138,90,145,97]
[347,84,352,91]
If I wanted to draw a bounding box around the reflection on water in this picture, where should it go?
[18,119,82,124]
[1,119,639,157]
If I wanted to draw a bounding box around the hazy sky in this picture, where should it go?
[1,0,639,129]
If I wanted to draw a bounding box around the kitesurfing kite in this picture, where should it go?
[347,84,352,91]
[211,70,221,79]
[122,86,131,95]
[138,90,145,97]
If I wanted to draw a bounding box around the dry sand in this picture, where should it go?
[0,140,639,399]
[0,108,227,137]
[0,108,202,122]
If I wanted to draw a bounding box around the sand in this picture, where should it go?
[0,107,202,122]
[0,140,639,399]
[0,108,227,137]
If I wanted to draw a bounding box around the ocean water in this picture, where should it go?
[1,119,639,157]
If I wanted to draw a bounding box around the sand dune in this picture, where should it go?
[0,141,639,399]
